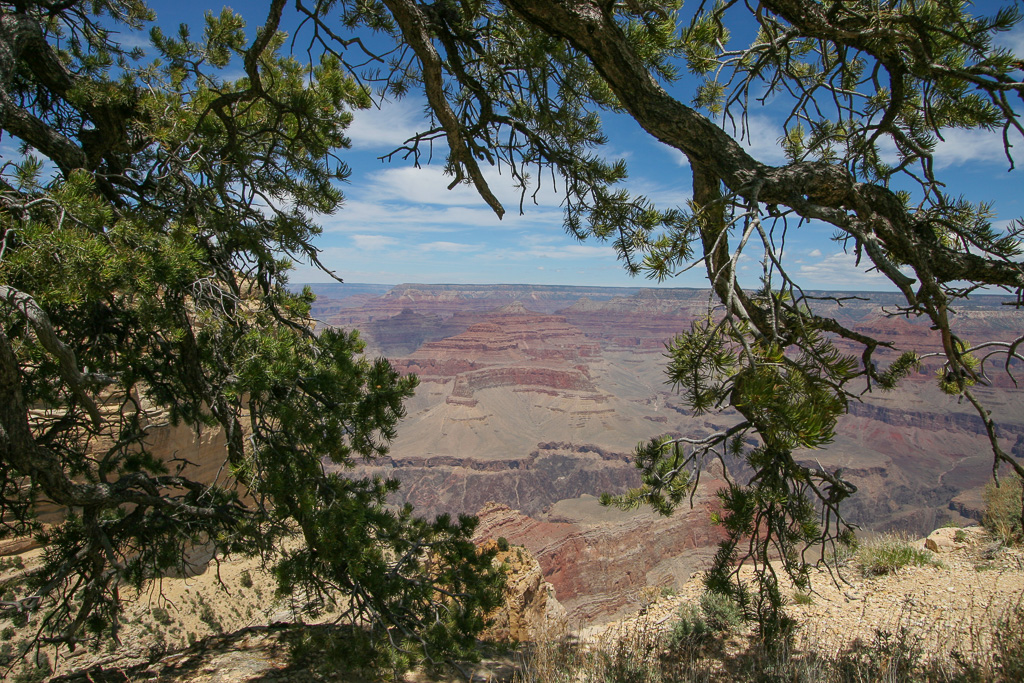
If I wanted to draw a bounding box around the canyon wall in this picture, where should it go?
[311,283,1023,621]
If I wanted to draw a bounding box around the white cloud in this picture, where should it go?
[719,114,788,165]
[995,26,1024,56]
[808,248,823,257]
[527,244,616,259]
[656,140,690,167]
[350,234,398,250]
[419,241,481,253]
[796,251,903,289]
[110,30,153,51]
[932,128,1012,168]
[324,196,563,234]
[626,177,693,208]
[346,98,428,151]
[877,127,1012,169]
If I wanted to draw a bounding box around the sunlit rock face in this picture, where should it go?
[472,499,726,622]
[307,283,1023,621]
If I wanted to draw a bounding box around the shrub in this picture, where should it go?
[0,556,24,571]
[239,569,254,589]
[150,607,172,626]
[833,628,923,681]
[13,652,51,683]
[855,533,937,576]
[699,592,743,633]
[791,591,813,605]
[993,605,1024,680]
[983,476,1024,545]
[197,601,222,633]
[668,604,712,652]
[497,537,510,552]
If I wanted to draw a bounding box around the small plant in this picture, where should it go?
[954,528,968,543]
[1,626,14,640]
[660,586,677,598]
[0,556,24,571]
[13,651,51,683]
[791,591,813,605]
[983,476,1023,545]
[824,537,859,566]
[833,628,923,681]
[855,533,938,576]
[668,603,712,652]
[635,585,663,611]
[197,600,222,633]
[595,636,662,683]
[992,605,1024,680]
[497,537,510,552]
[239,569,254,589]
[150,607,172,625]
[699,591,743,632]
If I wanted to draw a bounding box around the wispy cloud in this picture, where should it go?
[350,234,399,250]
[419,241,482,253]
[995,26,1024,56]
[932,128,1012,169]
[720,114,788,165]
[525,244,616,259]
[796,252,901,289]
[346,98,428,151]
[876,126,1012,169]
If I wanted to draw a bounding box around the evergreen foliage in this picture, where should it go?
[0,0,500,665]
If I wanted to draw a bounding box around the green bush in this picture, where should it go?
[150,607,172,626]
[983,476,1024,545]
[668,604,712,652]
[791,591,813,605]
[699,592,743,632]
[855,533,937,576]
[821,628,923,682]
[497,537,511,552]
[239,569,254,589]
[993,605,1024,680]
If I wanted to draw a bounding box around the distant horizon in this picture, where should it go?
[296,281,1017,299]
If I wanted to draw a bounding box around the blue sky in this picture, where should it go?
[66,2,1024,289]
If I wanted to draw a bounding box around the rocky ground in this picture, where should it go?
[2,524,1020,682]
[592,526,1024,663]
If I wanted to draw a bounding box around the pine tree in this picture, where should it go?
[0,0,500,664]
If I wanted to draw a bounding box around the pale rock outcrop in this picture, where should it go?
[925,525,986,552]
[478,539,567,642]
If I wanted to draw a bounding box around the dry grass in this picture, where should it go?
[511,600,1024,683]
[854,532,940,576]
[983,476,1024,546]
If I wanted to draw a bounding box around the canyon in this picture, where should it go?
[307,283,1024,621]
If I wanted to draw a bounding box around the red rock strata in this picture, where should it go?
[450,367,596,397]
[473,497,728,622]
